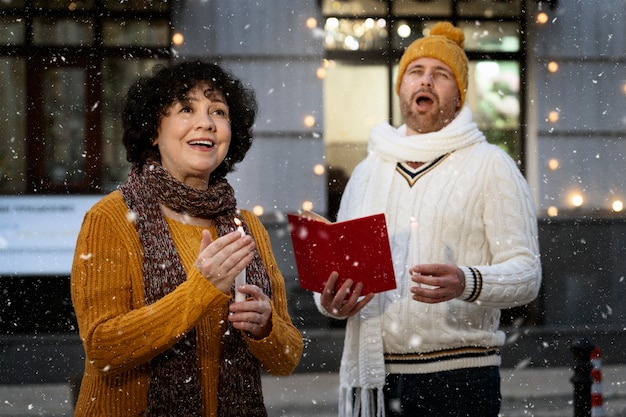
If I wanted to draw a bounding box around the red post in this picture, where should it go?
[590,346,604,417]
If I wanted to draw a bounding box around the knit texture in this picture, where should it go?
[118,161,272,416]
[71,192,303,417]
[315,106,541,417]
[395,21,468,106]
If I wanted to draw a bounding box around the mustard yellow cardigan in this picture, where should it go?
[71,191,303,416]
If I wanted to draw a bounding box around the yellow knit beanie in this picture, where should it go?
[395,21,468,106]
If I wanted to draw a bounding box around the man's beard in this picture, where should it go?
[400,104,448,134]
[400,97,458,134]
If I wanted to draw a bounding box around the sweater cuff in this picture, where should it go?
[312,291,348,320]
[458,266,482,302]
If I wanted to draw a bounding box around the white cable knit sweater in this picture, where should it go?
[315,107,541,417]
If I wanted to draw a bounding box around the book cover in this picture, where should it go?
[287,211,396,294]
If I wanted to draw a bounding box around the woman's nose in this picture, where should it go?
[196,112,216,130]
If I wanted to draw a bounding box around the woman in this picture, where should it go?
[71,60,303,417]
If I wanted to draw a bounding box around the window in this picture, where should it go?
[101,58,165,191]
[0,2,171,194]
[0,58,26,194]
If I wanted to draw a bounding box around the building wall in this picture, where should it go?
[173,0,327,215]
[524,0,626,365]
[4,0,626,387]
[531,0,626,215]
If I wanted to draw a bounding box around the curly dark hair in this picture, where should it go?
[122,60,258,179]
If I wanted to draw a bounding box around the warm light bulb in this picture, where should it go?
[304,115,316,128]
[172,32,184,45]
[548,111,559,123]
[313,164,325,176]
[547,206,558,217]
[316,67,327,79]
[571,194,584,207]
[306,17,317,29]
[302,201,314,211]
[547,61,559,73]
[548,158,559,171]
[612,200,624,213]
[252,205,264,216]
[537,12,549,24]
[397,24,411,38]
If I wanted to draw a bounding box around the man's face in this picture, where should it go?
[398,57,462,135]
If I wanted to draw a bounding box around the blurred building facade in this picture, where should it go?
[1,0,625,384]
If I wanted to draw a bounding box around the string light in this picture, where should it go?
[548,110,559,123]
[571,194,584,208]
[306,17,317,29]
[547,61,559,73]
[313,164,325,176]
[172,33,184,45]
[537,12,549,24]
[397,24,411,38]
[548,158,559,170]
[612,200,624,213]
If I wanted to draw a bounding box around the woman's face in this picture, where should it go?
[153,84,232,189]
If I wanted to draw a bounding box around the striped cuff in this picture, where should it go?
[458,266,483,302]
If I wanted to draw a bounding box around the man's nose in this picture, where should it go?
[420,72,434,86]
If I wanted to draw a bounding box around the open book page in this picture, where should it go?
[287,212,396,294]
[297,210,331,224]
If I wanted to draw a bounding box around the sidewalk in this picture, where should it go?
[1,366,625,417]
[261,365,626,417]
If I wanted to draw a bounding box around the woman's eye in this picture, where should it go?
[211,108,229,119]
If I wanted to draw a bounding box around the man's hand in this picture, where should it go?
[319,272,375,317]
[409,263,465,303]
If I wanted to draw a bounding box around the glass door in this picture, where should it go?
[26,57,102,193]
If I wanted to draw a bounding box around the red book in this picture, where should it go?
[287,211,396,294]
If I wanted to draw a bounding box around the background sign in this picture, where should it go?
[0,195,101,275]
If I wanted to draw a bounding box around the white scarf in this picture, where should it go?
[338,106,485,417]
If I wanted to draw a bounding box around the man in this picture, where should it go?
[315,22,541,417]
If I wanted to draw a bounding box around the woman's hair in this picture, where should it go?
[122,60,258,179]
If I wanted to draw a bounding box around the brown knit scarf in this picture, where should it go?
[119,160,272,417]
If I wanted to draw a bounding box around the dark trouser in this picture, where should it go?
[383,366,501,417]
